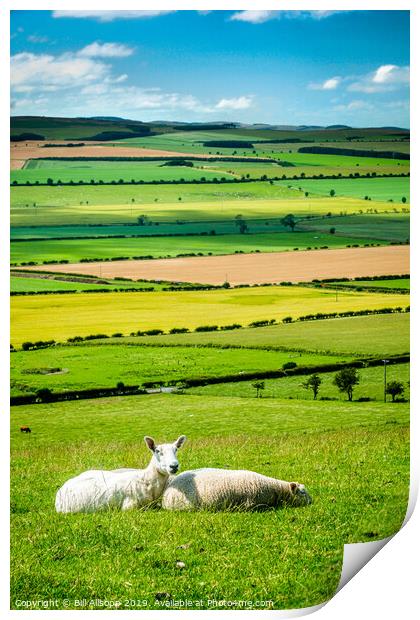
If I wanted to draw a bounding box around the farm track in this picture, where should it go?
[26,244,410,285]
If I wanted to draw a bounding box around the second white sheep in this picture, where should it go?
[161,468,312,511]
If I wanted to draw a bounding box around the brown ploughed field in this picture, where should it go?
[10,141,250,169]
[24,245,409,286]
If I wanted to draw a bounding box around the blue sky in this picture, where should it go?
[10,10,410,127]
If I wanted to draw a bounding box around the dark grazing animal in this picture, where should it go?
[20,426,31,433]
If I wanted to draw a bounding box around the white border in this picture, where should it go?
[2,1,418,618]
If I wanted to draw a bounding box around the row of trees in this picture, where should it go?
[253,369,405,402]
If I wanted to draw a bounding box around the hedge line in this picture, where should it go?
[298,146,410,160]
[10,170,409,188]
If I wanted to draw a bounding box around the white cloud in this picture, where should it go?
[309,77,341,91]
[348,64,409,93]
[27,34,49,43]
[113,74,128,83]
[230,10,344,24]
[333,100,373,112]
[215,96,253,110]
[230,11,280,24]
[372,64,409,84]
[78,42,135,58]
[52,10,175,22]
[11,45,254,119]
[11,52,109,90]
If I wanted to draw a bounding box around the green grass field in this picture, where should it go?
[186,362,410,402]
[331,278,410,290]
[279,176,410,202]
[10,231,386,265]
[10,344,346,398]
[10,393,409,610]
[133,313,409,357]
[12,159,228,184]
[11,155,409,185]
[11,187,405,228]
[10,287,409,346]
[10,275,162,293]
[299,213,409,243]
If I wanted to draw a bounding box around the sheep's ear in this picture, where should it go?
[144,436,156,452]
[174,435,187,450]
[289,482,298,493]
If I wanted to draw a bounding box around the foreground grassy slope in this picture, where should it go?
[11,394,409,610]
[133,313,409,357]
[10,287,409,346]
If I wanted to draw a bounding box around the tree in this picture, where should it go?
[329,189,335,197]
[281,213,297,232]
[333,367,359,401]
[402,196,407,204]
[303,374,322,399]
[234,214,249,234]
[329,227,336,234]
[252,381,265,398]
[386,381,405,402]
[137,214,148,226]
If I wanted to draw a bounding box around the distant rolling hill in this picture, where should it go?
[10,115,410,142]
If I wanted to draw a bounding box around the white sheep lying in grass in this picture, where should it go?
[161,468,311,511]
[55,435,186,513]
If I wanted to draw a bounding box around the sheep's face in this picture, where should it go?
[145,435,186,475]
[289,482,312,506]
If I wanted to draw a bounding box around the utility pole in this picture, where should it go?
[382,359,389,402]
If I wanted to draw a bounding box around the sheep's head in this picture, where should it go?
[144,435,186,475]
[289,482,312,506]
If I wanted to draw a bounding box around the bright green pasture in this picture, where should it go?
[12,160,227,184]
[11,186,400,227]
[11,287,409,346]
[10,394,409,609]
[331,279,410,291]
[10,231,384,265]
[10,344,345,397]
[10,212,410,244]
[10,275,160,293]
[187,363,410,402]
[134,314,410,358]
[278,176,410,202]
[300,213,409,243]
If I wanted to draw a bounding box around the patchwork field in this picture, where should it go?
[129,313,410,357]
[299,213,409,243]
[331,278,410,291]
[10,274,162,293]
[11,285,409,346]
[27,245,410,285]
[10,232,388,265]
[279,176,410,202]
[186,362,410,402]
[10,344,346,398]
[10,141,230,170]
